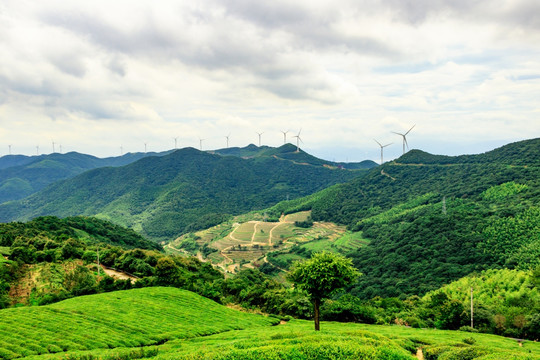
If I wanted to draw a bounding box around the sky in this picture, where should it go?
[1,0,539,162]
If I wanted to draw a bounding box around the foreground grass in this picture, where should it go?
[0,287,278,359]
[21,320,540,360]
[2,287,539,360]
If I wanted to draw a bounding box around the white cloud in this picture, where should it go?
[0,0,539,161]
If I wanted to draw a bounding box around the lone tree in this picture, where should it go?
[288,251,360,331]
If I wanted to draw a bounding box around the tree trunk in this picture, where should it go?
[314,298,320,331]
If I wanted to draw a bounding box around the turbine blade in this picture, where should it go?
[391,131,404,136]
[373,139,382,147]
[405,124,416,136]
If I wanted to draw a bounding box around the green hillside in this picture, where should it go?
[0,216,164,306]
[0,216,161,251]
[0,147,362,242]
[0,151,170,203]
[420,268,540,339]
[0,287,538,360]
[0,287,278,359]
[260,138,540,298]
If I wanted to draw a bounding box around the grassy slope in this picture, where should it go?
[0,287,278,359]
[1,286,538,360]
[152,321,540,360]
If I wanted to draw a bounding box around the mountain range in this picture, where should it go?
[0,145,367,242]
[0,151,171,203]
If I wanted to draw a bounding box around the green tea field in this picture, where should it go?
[1,287,539,360]
[0,287,278,359]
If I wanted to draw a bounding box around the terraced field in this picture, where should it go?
[301,231,369,253]
[166,211,368,274]
[283,211,311,222]
[0,287,278,359]
[230,222,257,242]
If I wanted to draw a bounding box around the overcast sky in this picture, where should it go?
[1,0,539,162]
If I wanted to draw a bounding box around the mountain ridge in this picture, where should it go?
[0,151,172,203]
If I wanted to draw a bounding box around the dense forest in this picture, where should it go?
[0,146,363,242]
[263,139,540,298]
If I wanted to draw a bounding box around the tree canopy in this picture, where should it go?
[288,251,360,330]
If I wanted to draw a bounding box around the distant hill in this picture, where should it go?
[264,138,540,298]
[0,151,171,203]
[213,143,378,169]
[0,147,363,242]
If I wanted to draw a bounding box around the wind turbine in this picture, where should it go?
[52,141,56,153]
[256,132,264,147]
[280,130,289,144]
[173,137,179,149]
[8,145,11,155]
[225,133,230,148]
[374,139,392,165]
[59,144,62,153]
[144,142,148,153]
[36,145,39,156]
[392,124,415,155]
[292,129,303,153]
[199,138,205,151]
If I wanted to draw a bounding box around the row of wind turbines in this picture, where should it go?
[192,129,304,153]
[4,126,413,163]
[374,124,415,164]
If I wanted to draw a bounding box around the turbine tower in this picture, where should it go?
[392,124,415,155]
[52,141,56,153]
[8,145,11,155]
[144,142,148,153]
[199,138,205,151]
[374,139,392,165]
[173,137,179,149]
[280,130,289,144]
[256,132,264,147]
[292,129,303,153]
[225,133,230,148]
[36,145,39,156]
[59,144,62,153]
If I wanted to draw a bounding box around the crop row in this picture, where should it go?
[0,287,278,359]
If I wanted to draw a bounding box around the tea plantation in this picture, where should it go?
[1,287,539,360]
[0,287,278,359]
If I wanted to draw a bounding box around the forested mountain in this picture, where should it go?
[266,138,540,298]
[0,147,363,242]
[0,151,170,203]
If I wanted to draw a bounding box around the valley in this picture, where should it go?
[166,210,366,274]
[0,139,539,359]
